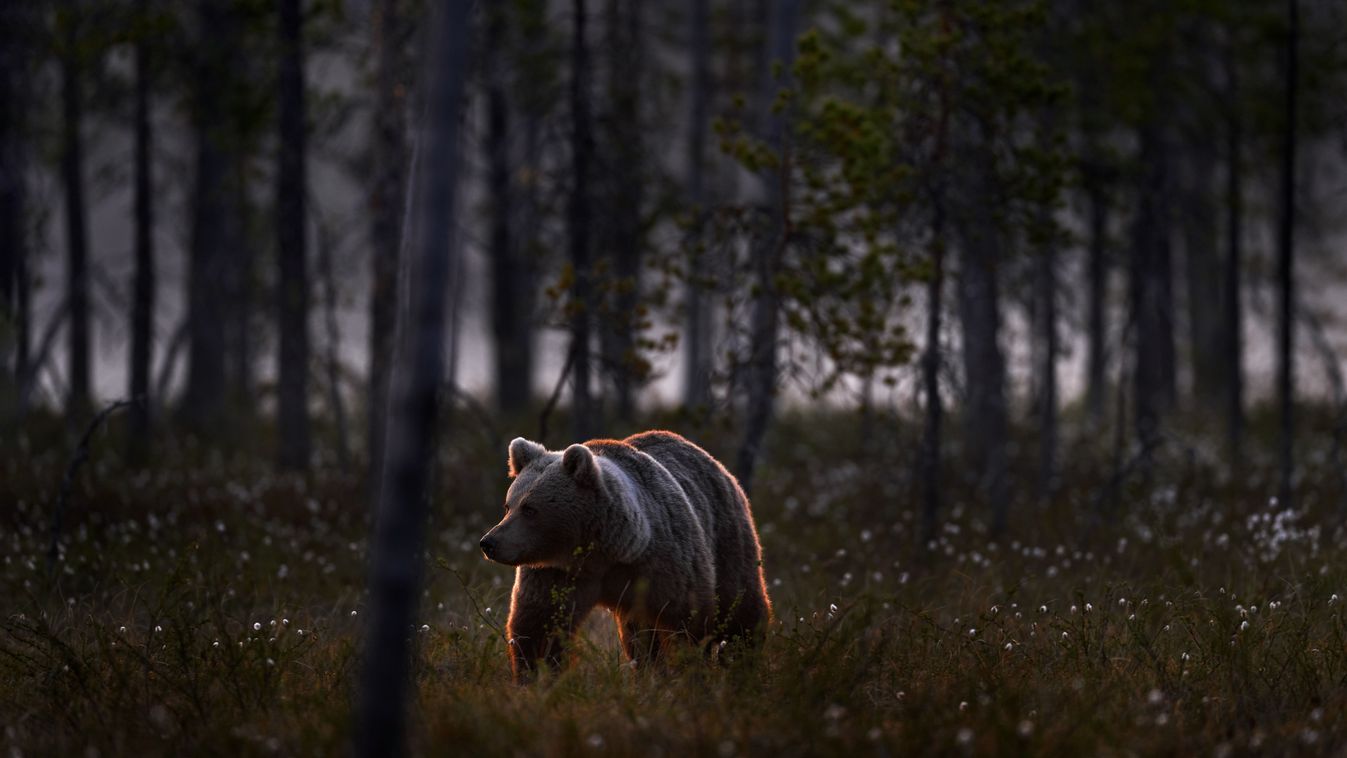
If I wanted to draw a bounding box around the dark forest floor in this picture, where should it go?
[3,405,1347,756]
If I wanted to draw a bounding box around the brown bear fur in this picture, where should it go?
[479,431,771,681]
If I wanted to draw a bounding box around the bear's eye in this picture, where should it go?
[520,503,537,517]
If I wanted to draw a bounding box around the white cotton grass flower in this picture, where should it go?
[253,622,262,631]
[1331,594,1340,606]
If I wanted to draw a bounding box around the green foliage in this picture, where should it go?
[715,0,1071,395]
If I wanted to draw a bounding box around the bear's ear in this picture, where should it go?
[508,437,547,478]
[561,444,601,489]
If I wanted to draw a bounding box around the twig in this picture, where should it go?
[47,399,138,579]
[538,339,578,446]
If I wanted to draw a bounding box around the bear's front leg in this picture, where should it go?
[506,566,599,683]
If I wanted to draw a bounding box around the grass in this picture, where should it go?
[2,406,1347,756]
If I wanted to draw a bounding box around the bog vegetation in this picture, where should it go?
[3,409,1346,756]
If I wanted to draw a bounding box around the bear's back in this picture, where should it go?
[623,431,769,631]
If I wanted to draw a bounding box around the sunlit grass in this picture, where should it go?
[2,409,1346,755]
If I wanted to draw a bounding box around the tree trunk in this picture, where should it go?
[184,0,235,432]
[1276,0,1297,506]
[224,175,255,408]
[486,3,534,418]
[600,0,644,423]
[1180,138,1222,413]
[277,0,311,470]
[735,0,800,496]
[569,0,595,441]
[0,2,29,418]
[355,1,470,754]
[1082,158,1109,429]
[61,7,91,421]
[1035,231,1058,505]
[1130,120,1175,454]
[1223,35,1245,464]
[919,193,945,544]
[128,0,155,465]
[316,222,351,470]
[368,0,408,486]
[956,153,1009,534]
[682,0,713,411]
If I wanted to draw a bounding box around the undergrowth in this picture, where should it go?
[2,407,1346,756]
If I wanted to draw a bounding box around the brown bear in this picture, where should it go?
[479,430,772,681]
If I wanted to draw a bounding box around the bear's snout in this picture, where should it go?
[479,534,498,561]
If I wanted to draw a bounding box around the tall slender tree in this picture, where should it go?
[486,2,535,418]
[682,0,713,411]
[0,1,30,416]
[367,0,408,484]
[60,2,92,420]
[735,0,800,496]
[355,1,471,753]
[599,0,645,423]
[277,0,311,470]
[1275,0,1297,506]
[1222,28,1245,463]
[184,0,237,432]
[128,0,156,464]
[568,0,596,441]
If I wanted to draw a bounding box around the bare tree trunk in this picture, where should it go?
[61,6,91,421]
[0,2,28,418]
[1223,36,1245,464]
[569,0,596,441]
[956,152,1010,534]
[682,0,713,411]
[368,0,408,486]
[1082,158,1109,429]
[1180,139,1222,413]
[277,0,311,470]
[317,222,351,470]
[600,0,644,423]
[127,0,155,465]
[1130,120,1174,455]
[919,193,945,544]
[184,0,235,432]
[355,1,471,754]
[1276,0,1298,506]
[486,3,534,418]
[1035,232,1058,504]
[735,0,799,496]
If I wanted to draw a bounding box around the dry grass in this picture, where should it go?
[2,409,1346,756]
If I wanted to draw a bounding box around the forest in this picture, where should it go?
[3,0,1347,755]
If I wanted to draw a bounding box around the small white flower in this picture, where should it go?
[959,701,969,712]
[967,628,977,637]
[253,622,262,631]
[1004,642,1014,651]
[1240,620,1250,631]
[154,625,162,633]
[1061,632,1069,640]
[351,610,358,617]
[1084,603,1093,613]
[212,640,220,648]
[420,624,430,632]
[282,618,289,626]
[1039,605,1048,614]
[1331,594,1340,606]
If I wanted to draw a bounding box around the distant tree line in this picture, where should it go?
[1,0,1345,534]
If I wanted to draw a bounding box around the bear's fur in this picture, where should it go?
[479,430,772,681]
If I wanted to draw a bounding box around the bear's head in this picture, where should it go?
[479,437,651,568]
